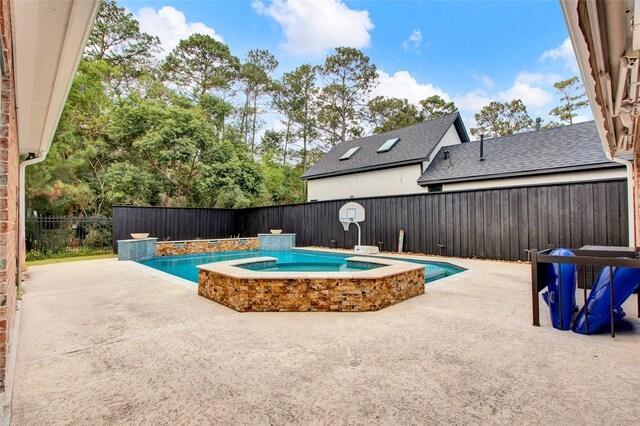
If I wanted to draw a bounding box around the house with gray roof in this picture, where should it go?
[417,121,625,192]
[301,112,470,201]
[302,117,625,201]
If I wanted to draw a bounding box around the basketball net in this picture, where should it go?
[340,218,352,231]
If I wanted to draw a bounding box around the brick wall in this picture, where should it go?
[0,0,18,391]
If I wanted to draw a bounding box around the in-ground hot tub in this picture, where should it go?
[197,256,425,312]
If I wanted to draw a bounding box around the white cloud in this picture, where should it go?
[514,71,561,86]
[454,89,493,112]
[252,0,374,56]
[498,83,552,109]
[573,114,590,123]
[495,71,554,109]
[134,6,223,57]
[371,70,451,105]
[540,38,579,72]
[402,29,422,52]
[472,73,495,89]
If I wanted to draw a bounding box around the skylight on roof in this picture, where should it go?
[340,146,360,160]
[377,137,400,153]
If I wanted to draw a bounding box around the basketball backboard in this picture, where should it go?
[339,202,365,223]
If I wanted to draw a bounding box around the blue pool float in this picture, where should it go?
[541,248,577,330]
[572,266,640,335]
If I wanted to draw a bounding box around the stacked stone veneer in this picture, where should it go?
[156,238,258,256]
[198,267,424,312]
[0,0,17,392]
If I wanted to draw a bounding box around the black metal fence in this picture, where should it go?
[26,216,113,255]
[113,179,629,261]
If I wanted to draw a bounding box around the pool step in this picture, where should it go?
[424,266,447,283]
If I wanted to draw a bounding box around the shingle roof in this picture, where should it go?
[301,112,468,179]
[417,121,621,185]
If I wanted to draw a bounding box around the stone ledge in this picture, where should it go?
[156,238,259,256]
[197,257,425,312]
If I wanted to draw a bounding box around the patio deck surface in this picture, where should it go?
[11,254,640,425]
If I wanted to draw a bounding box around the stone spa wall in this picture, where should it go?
[156,238,259,256]
[198,265,425,312]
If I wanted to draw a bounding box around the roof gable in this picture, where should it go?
[417,121,621,185]
[301,112,468,180]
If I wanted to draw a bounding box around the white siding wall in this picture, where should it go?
[441,168,626,191]
[307,164,427,201]
[428,124,463,161]
[306,123,466,201]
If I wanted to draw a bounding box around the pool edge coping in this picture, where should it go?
[196,255,425,280]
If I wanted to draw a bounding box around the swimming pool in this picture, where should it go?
[140,249,464,283]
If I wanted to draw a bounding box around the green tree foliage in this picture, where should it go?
[163,34,240,100]
[470,100,534,138]
[103,163,163,206]
[237,49,279,152]
[86,0,160,65]
[26,59,118,216]
[420,95,458,120]
[254,131,304,204]
[365,95,458,134]
[366,96,421,134]
[109,95,216,204]
[33,0,485,216]
[318,47,378,147]
[84,0,160,93]
[549,76,588,124]
[272,64,319,170]
[199,93,234,141]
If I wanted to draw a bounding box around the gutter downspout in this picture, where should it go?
[610,154,636,247]
[18,152,47,285]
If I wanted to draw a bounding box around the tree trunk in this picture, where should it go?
[251,95,258,154]
[283,121,290,166]
[241,91,250,144]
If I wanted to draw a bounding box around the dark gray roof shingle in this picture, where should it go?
[301,112,468,179]
[417,121,621,185]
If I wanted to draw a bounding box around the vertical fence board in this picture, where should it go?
[112,180,628,260]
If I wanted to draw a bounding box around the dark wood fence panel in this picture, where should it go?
[237,180,628,261]
[113,180,628,261]
[112,206,237,252]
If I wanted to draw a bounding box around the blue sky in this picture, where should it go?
[120,0,591,132]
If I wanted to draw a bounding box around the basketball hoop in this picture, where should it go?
[339,202,365,247]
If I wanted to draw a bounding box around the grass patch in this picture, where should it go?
[27,253,116,267]
[26,248,113,262]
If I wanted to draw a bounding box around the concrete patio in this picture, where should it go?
[10,255,640,425]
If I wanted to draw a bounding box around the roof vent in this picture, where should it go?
[377,138,400,153]
[443,150,450,160]
[340,146,360,160]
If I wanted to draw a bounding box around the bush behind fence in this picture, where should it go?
[26,216,113,258]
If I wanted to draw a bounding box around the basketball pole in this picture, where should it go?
[341,220,361,247]
[354,221,361,246]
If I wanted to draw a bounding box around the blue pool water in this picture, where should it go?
[240,261,382,272]
[140,250,464,283]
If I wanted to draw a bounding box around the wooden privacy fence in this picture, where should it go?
[112,206,237,251]
[113,180,628,262]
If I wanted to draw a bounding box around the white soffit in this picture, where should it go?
[560,0,639,157]
[12,0,100,155]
